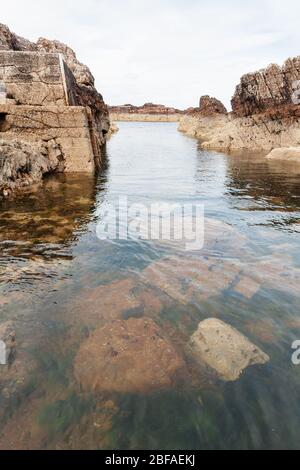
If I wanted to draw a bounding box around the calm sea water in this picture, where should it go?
[0,122,300,449]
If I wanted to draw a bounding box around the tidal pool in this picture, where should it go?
[0,122,300,450]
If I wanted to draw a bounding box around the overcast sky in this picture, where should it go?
[1,0,300,109]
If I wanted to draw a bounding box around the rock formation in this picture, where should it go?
[0,23,110,195]
[179,56,300,153]
[0,139,63,193]
[198,95,227,116]
[231,58,300,117]
[189,318,270,382]
[74,317,188,393]
[109,103,184,122]
[266,146,300,163]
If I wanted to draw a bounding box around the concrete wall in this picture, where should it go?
[0,51,71,106]
[0,51,105,173]
[0,104,96,172]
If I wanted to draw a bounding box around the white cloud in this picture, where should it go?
[1,0,300,109]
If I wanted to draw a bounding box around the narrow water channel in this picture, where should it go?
[0,122,300,449]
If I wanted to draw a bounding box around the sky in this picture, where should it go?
[1,0,300,109]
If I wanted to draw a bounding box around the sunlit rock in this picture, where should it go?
[266,147,300,163]
[189,318,270,382]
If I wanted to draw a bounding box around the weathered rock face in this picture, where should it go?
[36,38,110,139]
[198,95,227,116]
[189,318,270,382]
[266,146,300,163]
[232,58,300,117]
[0,24,109,138]
[179,56,300,152]
[0,51,70,107]
[0,104,98,174]
[109,103,184,122]
[0,23,109,185]
[74,318,188,393]
[109,102,183,115]
[0,139,62,195]
[0,24,36,52]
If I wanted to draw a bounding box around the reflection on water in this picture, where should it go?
[0,122,300,450]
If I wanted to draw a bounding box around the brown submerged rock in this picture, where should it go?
[74,318,188,393]
[142,255,243,304]
[70,278,164,329]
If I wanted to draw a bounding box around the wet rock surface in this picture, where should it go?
[74,317,188,394]
[266,147,300,163]
[142,255,243,304]
[0,139,62,195]
[189,318,270,382]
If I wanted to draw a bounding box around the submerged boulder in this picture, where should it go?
[266,147,300,163]
[74,317,188,394]
[189,318,270,382]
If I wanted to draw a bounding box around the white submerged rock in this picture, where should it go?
[266,147,300,163]
[189,318,270,382]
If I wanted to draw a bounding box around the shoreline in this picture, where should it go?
[109,113,181,122]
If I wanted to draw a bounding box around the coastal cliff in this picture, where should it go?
[109,103,184,122]
[179,57,300,154]
[0,24,110,195]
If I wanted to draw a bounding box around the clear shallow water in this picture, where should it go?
[0,122,300,449]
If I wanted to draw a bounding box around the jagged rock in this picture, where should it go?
[232,57,300,117]
[0,24,36,51]
[74,318,188,393]
[0,139,61,195]
[179,56,300,151]
[189,318,270,382]
[36,37,109,140]
[198,95,227,116]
